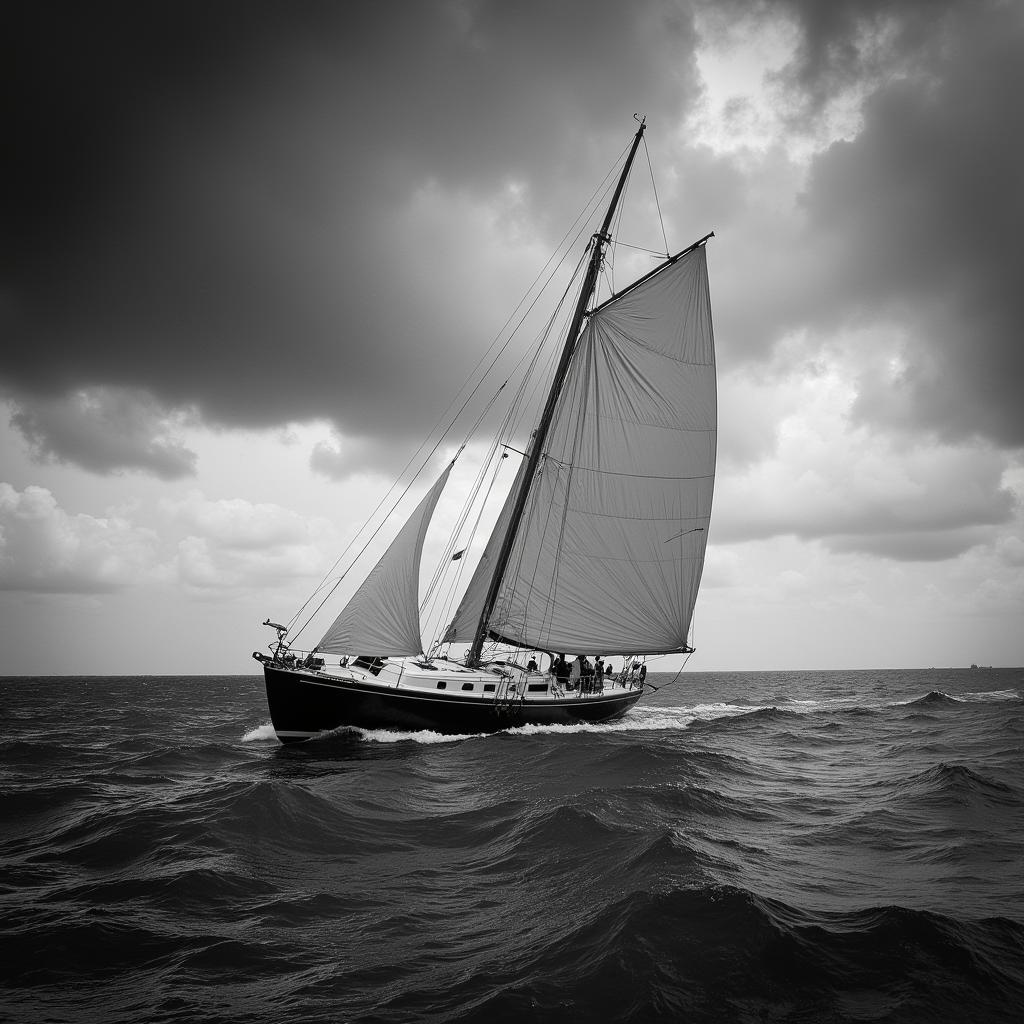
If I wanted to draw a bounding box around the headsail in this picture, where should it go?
[444,243,715,653]
[319,466,452,656]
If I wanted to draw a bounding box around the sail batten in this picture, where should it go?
[319,466,452,657]
[444,243,715,655]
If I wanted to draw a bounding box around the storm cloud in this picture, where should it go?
[3,0,1023,482]
[3,1,699,471]
[800,5,1024,447]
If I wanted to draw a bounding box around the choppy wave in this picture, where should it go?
[897,762,1019,807]
[452,886,1024,1023]
[3,669,1024,1023]
[905,690,963,706]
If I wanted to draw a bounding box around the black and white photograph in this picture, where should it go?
[3,1,1023,1020]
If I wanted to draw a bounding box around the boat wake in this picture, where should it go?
[240,723,278,742]
[248,702,768,745]
[241,684,1023,746]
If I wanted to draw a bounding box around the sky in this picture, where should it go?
[3,0,1023,675]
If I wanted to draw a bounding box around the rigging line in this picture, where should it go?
[436,267,583,651]
[285,436,456,639]
[502,248,589,445]
[450,252,586,650]
[612,240,671,257]
[424,149,623,438]
[604,150,637,298]
[640,650,693,692]
[286,365,511,642]
[444,152,621,557]
[292,367,522,646]
[497,456,558,648]
[454,210,595,420]
[531,459,576,648]
[542,307,598,644]
[422,258,581,649]
[296,364,519,647]
[515,283,599,649]
[425,443,510,652]
[288,233,598,645]
[439,244,588,598]
[642,134,670,257]
[504,354,595,650]
[438,211,596,479]
[298,145,635,651]
[289,450,456,648]
[421,388,521,618]
[487,242,597,645]
[285,171,619,640]
[421,439,495,607]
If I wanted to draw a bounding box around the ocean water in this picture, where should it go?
[2,669,1023,1023]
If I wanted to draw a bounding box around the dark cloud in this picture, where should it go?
[702,0,1024,451]
[702,0,961,113]
[2,0,699,475]
[6,0,1022,481]
[777,0,1024,449]
[7,387,197,479]
[771,0,960,112]
[800,3,1024,447]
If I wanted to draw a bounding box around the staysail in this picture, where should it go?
[319,466,452,656]
[445,244,716,654]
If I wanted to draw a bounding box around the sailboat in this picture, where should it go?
[252,119,717,742]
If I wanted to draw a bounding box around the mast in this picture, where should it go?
[467,118,647,665]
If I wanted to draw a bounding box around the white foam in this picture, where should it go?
[340,726,485,745]
[241,722,278,742]
[958,689,1021,702]
[314,704,739,744]
[495,702,759,737]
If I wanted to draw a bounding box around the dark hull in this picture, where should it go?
[262,665,644,742]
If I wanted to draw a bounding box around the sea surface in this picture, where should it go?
[2,669,1024,1023]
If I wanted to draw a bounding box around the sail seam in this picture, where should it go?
[586,416,715,430]
[588,332,716,366]
[564,510,708,522]
[536,554,697,564]
[543,462,715,481]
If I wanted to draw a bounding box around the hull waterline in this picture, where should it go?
[262,664,644,742]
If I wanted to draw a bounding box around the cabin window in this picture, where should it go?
[461,682,474,691]
[527,683,548,693]
[484,684,495,693]
[436,681,447,690]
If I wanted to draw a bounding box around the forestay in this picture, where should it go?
[445,244,716,654]
[319,466,452,656]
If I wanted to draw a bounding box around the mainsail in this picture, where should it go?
[319,466,452,656]
[445,244,716,654]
